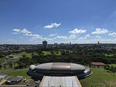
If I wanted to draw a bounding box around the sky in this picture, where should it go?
[0,0,116,44]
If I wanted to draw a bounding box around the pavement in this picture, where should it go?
[39,76,82,87]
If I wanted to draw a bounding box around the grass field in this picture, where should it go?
[108,64,116,67]
[11,52,32,58]
[5,70,30,78]
[0,68,14,73]
[80,68,116,87]
[105,54,116,57]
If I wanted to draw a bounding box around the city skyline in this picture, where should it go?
[0,0,116,44]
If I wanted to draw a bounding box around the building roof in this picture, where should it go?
[35,62,85,71]
[91,62,106,66]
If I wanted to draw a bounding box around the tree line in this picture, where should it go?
[13,47,116,69]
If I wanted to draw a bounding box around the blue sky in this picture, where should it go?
[0,0,116,44]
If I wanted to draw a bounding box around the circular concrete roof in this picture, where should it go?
[35,62,85,71]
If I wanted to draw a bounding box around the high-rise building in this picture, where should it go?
[43,41,47,48]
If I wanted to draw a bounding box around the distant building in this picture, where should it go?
[91,62,106,67]
[54,43,58,47]
[42,41,47,48]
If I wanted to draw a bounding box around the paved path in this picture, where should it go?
[0,79,7,85]
[40,76,82,87]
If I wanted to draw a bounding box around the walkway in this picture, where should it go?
[39,76,82,87]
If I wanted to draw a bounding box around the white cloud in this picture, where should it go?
[69,35,77,39]
[29,35,43,41]
[43,38,53,41]
[109,32,116,36]
[49,33,57,36]
[13,29,20,32]
[85,34,90,38]
[78,34,90,40]
[56,35,68,39]
[69,29,86,34]
[78,37,85,40]
[27,33,43,41]
[91,28,108,34]
[21,28,31,34]
[44,23,61,28]
[12,28,31,34]
[12,29,20,34]
[95,35,102,39]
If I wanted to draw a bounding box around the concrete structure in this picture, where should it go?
[39,76,82,87]
[43,41,47,48]
[6,76,23,85]
[28,62,92,79]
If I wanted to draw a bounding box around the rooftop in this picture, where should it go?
[91,62,106,66]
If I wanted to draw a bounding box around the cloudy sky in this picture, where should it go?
[0,0,116,44]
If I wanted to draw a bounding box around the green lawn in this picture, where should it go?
[108,64,116,67]
[0,68,14,73]
[5,70,30,78]
[105,54,116,57]
[11,52,32,58]
[80,68,116,87]
[42,51,61,55]
[43,51,51,55]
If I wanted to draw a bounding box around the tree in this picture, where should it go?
[0,64,2,69]
[3,64,6,69]
[0,53,4,58]
[22,55,26,58]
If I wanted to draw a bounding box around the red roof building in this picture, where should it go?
[91,62,106,66]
